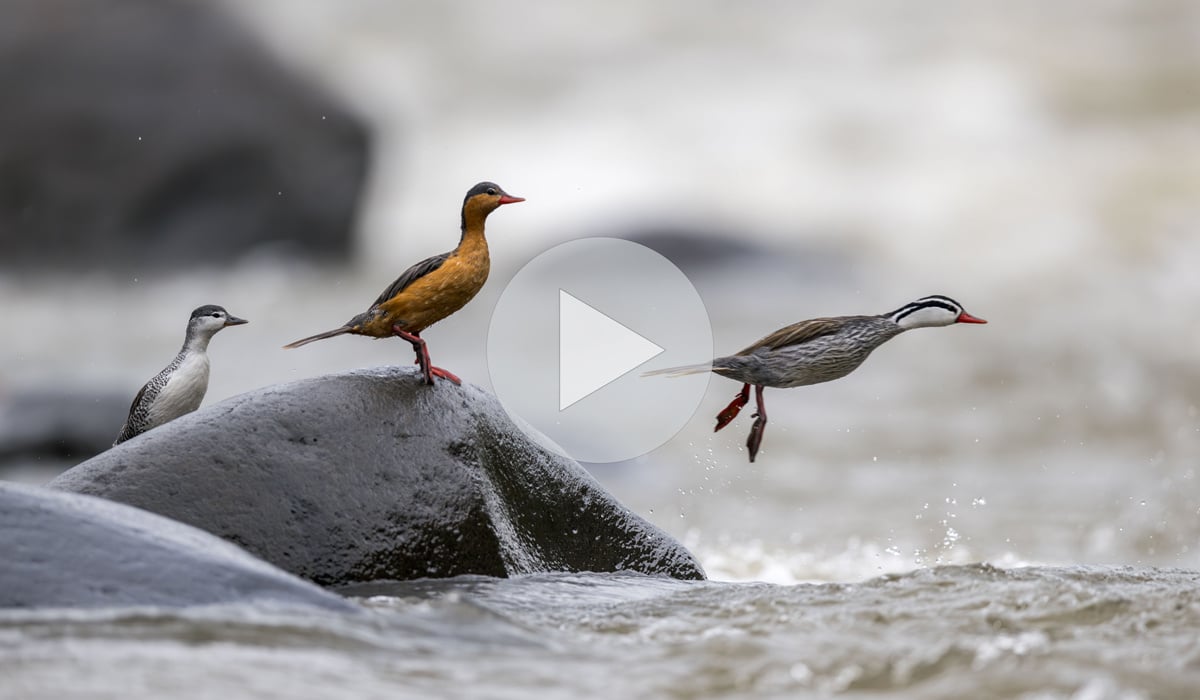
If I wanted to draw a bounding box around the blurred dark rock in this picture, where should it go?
[0,481,357,610]
[51,367,705,585]
[627,227,773,270]
[0,0,369,269]
[624,226,857,282]
[0,388,127,465]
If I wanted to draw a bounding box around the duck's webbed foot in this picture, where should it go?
[715,384,751,432]
[393,326,458,386]
[428,366,462,385]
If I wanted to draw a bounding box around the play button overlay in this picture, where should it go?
[488,237,712,463]
[559,290,663,410]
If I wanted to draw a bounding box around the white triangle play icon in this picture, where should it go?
[559,289,664,411]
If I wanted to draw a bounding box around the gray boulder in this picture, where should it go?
[0,0,367,269]
[51,367,705,585]
[0,482,356,611]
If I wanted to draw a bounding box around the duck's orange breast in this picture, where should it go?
[368,234,490,335]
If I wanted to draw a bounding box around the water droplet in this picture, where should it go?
[789,663,813,683]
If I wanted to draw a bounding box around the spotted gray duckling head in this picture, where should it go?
[185,305,248,350]
[885,295,987,330]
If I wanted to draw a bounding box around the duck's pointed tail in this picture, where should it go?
[282,327,353,349]
[641,362,713,378]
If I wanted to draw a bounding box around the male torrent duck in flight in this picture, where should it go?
[646,295,986,462]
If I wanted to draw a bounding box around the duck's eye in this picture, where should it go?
[211,312,222,318]
[487,187,497,195]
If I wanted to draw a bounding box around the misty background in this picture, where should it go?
[2,0,1198,582]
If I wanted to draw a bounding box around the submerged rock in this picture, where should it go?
[0,482,356,611]
[51,368,704,585]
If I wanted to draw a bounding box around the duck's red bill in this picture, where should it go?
[498,195,525,205]
[957,312,987,324]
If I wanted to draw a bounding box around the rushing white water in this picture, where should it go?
[5,569,1200,699]
[3,0,1200,696]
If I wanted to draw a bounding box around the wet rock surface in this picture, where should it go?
[51,367,705,586]
[0,481,357,611]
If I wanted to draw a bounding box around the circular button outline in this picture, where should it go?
[486,237,713,463]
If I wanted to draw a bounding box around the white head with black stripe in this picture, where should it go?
[886,295,987,330]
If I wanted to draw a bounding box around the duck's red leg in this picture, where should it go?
[746,385,767,462]
[392,327,461,386]
[715,384,751,432]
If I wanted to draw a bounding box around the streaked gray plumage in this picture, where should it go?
[114,305,247,446]
[711,315,905,388]
[646,295,987,462]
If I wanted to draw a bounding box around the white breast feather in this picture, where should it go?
[145,353,211,428]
